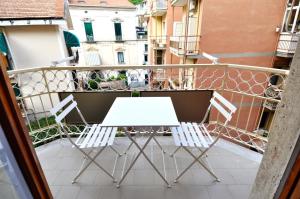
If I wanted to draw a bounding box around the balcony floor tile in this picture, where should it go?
[36,137,262,199]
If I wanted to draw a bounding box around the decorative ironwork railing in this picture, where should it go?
[8,64,289,152]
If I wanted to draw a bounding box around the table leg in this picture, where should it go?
[117,131,171,188]
[117,131,154,187]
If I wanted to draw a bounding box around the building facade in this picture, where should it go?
[0,0,73,70]
[142,0,288,144]
[68,0,148,66]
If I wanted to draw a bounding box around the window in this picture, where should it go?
[155,50,164,65]
[114,23,122,41]
[117,52,125,64]
[144,44,148,52]
[144,54,148,64]
[84,22,94,42]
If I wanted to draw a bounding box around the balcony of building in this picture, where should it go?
[136,1,149,16]
[171,0,188,6]
[150,0,167,16]
[136,26,148,40]
[170,36,200,57]
[150,36,167,50]
[6,63,289,199]
[276,33,299,57]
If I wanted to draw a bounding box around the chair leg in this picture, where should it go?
[174,147,220,182]
[72,146,116,183]
[153,136,166,153]
[110,146,122,157]
[170,146,181,157]
[184,147,219,181]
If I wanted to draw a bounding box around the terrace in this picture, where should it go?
[6,63,289,198]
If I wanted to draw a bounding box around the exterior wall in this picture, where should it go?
[148,0,183,65]
[69,7,139,42]
[3,25,68,69]
[2,25,69,117]
[196,0,286,67]
[80,40,147,65]
[69,6,147,65]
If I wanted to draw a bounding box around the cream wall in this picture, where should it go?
[69,7,139,41]
[69,6,147,65]
[81,40,146,65]
[3,25,68,69]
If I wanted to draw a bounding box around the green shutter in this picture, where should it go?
[0,33,8,54]
[84,22,93,37]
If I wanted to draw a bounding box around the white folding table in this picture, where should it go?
[101,97,180,187]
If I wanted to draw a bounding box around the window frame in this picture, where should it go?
[114,23,123,41]
[117,51,125,64]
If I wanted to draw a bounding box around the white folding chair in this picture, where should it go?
[50,94,121,183]
[170,92,237,183]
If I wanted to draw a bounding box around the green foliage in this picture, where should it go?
[28,116,56,130]
[117,74,127,80]
[131,90,140,97]
[107,76,116,82]
[128,0,143,5]
[88,79,98,89]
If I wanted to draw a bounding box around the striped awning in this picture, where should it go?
[63,31,80,48]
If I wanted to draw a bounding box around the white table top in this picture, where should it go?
[101,97,180,127]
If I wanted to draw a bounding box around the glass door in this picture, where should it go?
[0,125,33,199]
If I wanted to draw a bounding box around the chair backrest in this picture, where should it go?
[209,92,237,125]
[50,94,87,126]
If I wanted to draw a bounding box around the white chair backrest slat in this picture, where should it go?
[55,101,77,123]
[213,92,237,113]
[50,94,74,115]
[210,98,231,121]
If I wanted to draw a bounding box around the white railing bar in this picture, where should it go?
[7,63,289,75]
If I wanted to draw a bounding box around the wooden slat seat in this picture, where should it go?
[171,122,211,148]
[76,124,118,149]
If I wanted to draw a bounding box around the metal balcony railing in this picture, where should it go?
[136,2,148,16]
[8,63,289,152]
[115,35,123,41]
[150,0,167,16]
[276,33,299,57]
[170,36,200,56]
[150,36,167,49]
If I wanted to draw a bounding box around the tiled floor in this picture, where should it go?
[36,137,262,199]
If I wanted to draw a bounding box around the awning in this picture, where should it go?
[63,31,80,48]
[0,33,8,54]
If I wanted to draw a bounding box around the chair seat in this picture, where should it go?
[171,122,214,148]
[74,124,118,148]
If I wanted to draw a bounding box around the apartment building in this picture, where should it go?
[143,0,288,145]
[68,0,148,65]
[139,0,183,65]
[275,0,300,69]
